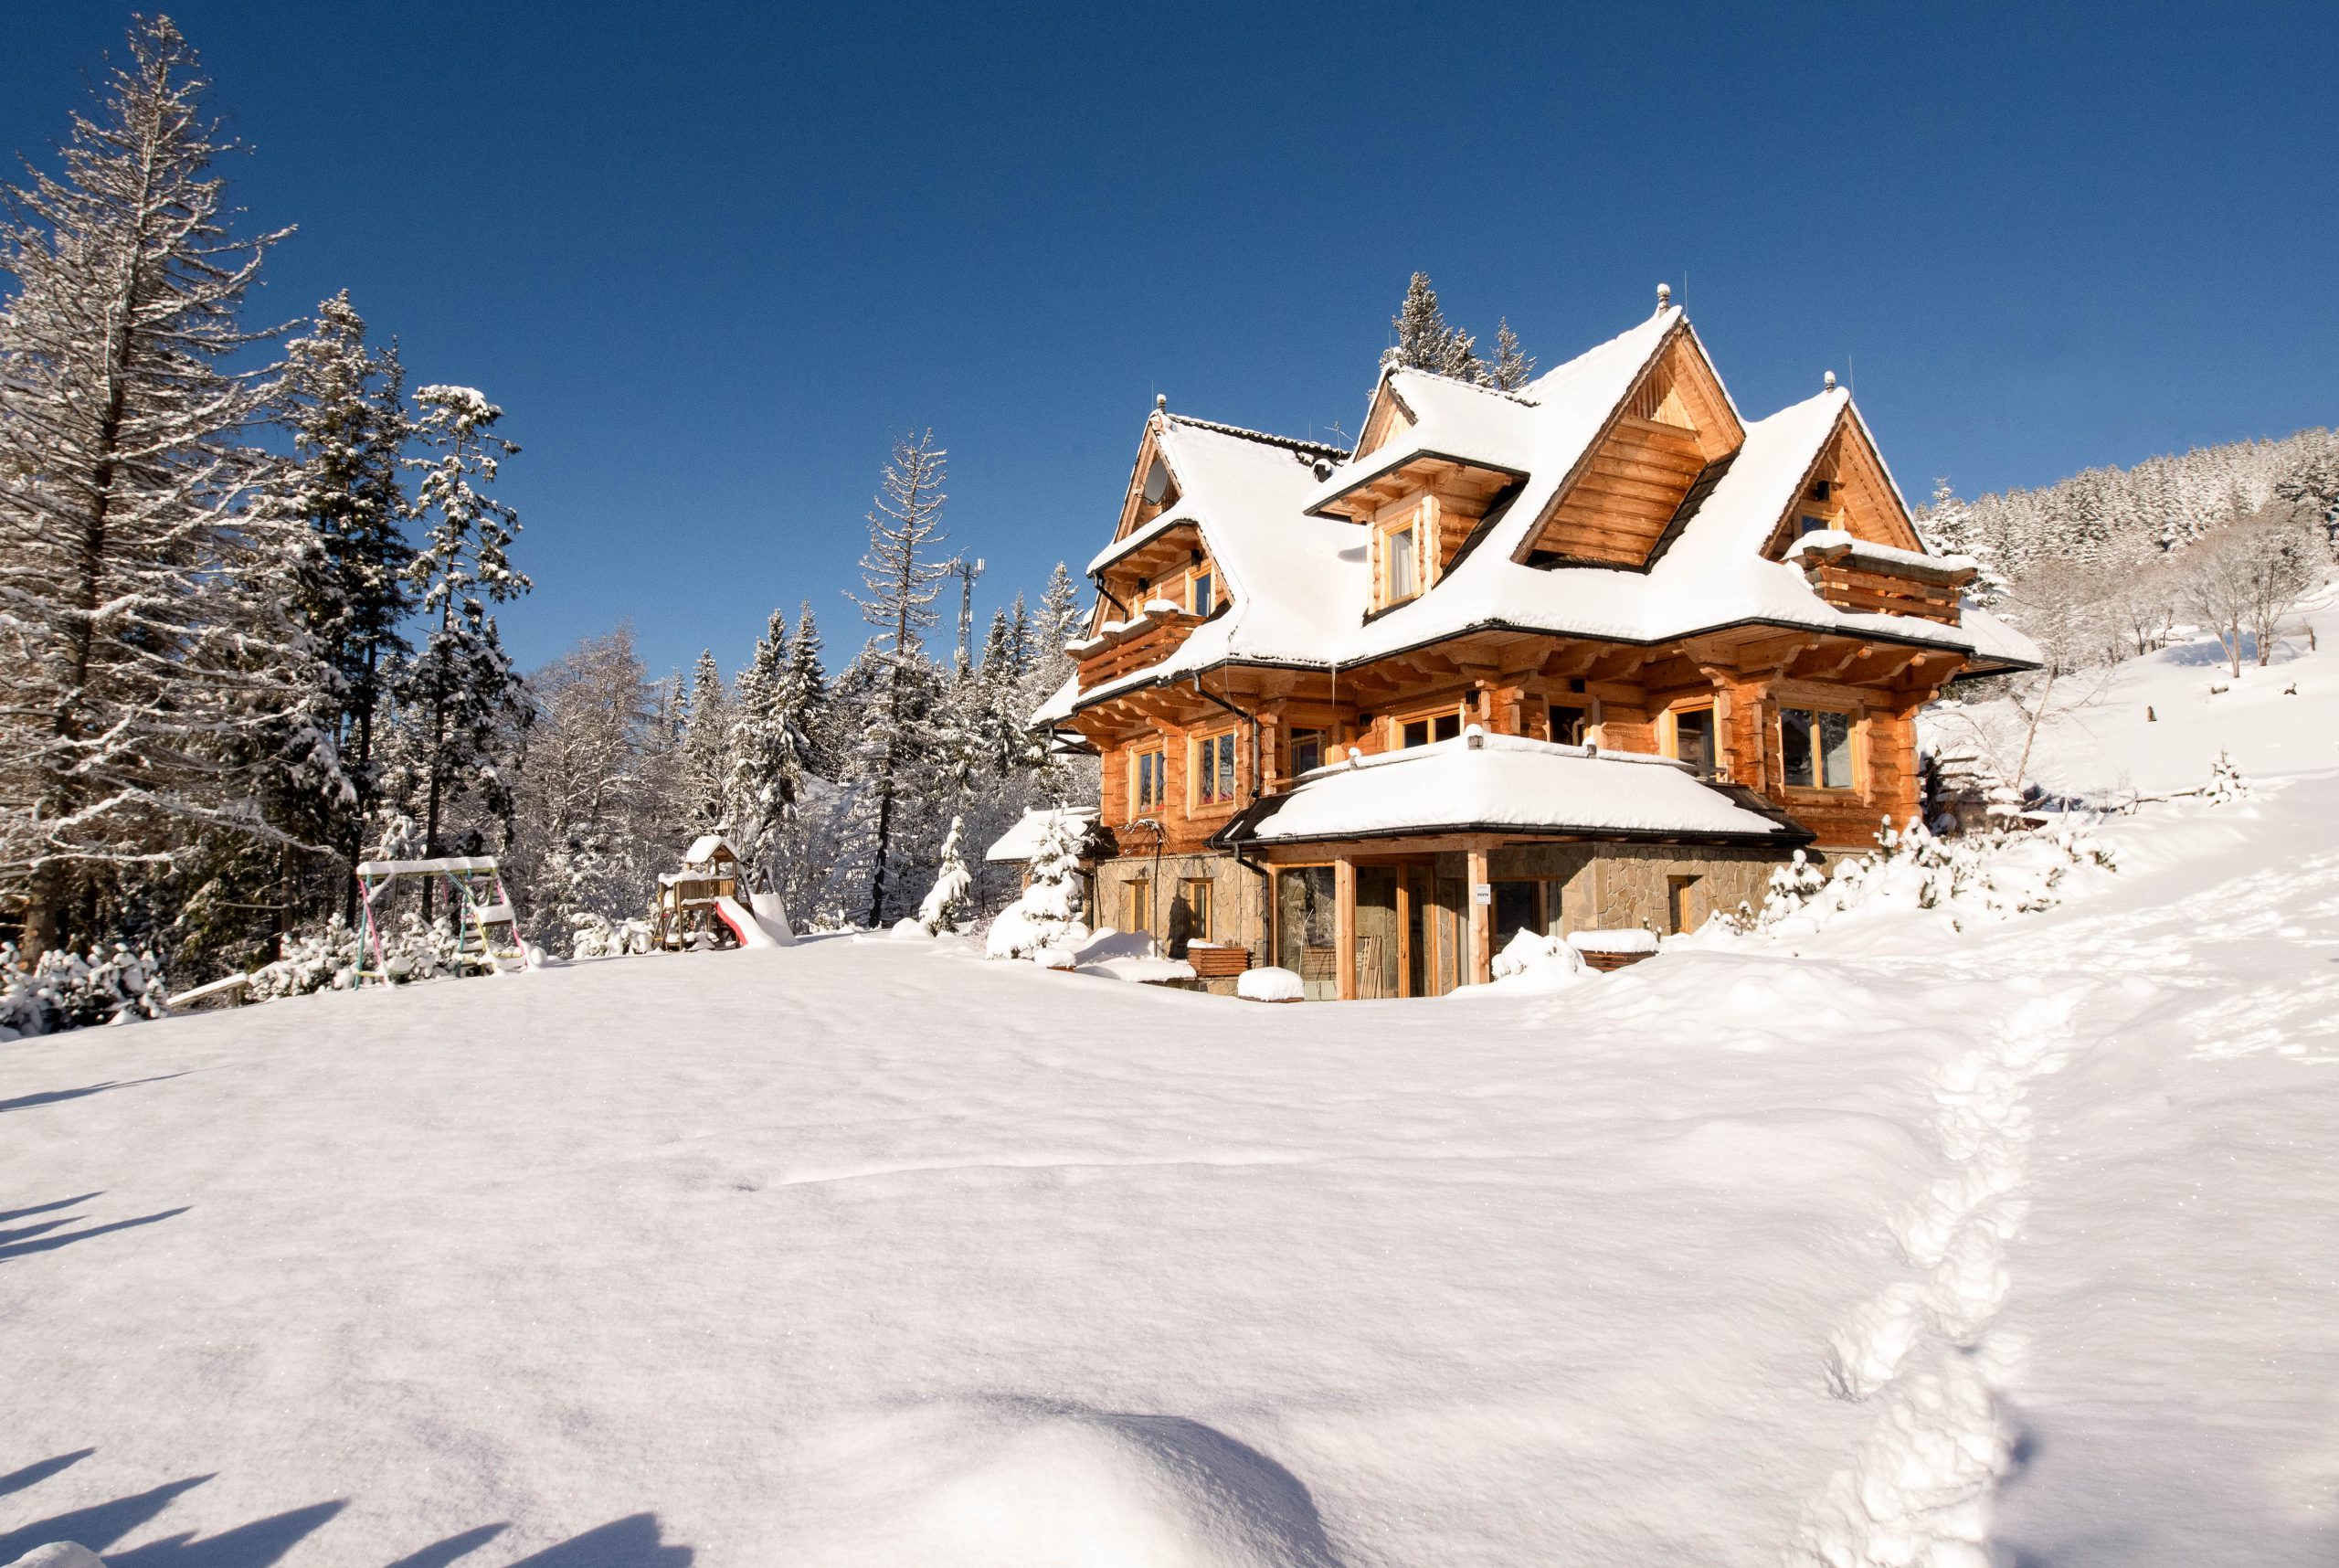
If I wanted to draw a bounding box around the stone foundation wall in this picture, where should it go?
[1093,850,1271,961]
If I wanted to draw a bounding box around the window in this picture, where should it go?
[1287,728,1324,777]
[1810,480,1833,501]
[1189,568,1213,616]
[1780,706,1856,789]
[1400,712,1462,749]
[1193,731,1237,806]
[1667,874,1701,936]
[1550,703,1590,745]
[1384,523,1419,602]
[1492,881,1541,948]
[1131,746,1165,813]
[1670,705,1717,779]
[1798,514,1829,535]
[1175,877,1213,948]
[1126,875,1153,934]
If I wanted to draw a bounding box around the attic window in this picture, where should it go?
[1190,568,1213,616]
[1810,480,1833,501]
[1798,515,1829,535]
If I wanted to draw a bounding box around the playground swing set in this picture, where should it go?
[353,856,533,981]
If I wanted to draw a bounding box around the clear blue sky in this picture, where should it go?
[5,3,2334,679]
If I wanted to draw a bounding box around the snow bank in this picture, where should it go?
[795,1397,1341,1567]
[1235,966,1303,1001]
[1492,928,1588,988]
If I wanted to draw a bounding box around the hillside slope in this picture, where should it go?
[1,630,2334,1567]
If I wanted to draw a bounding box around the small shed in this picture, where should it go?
[652,835,744,949]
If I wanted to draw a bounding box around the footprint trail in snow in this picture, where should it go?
[1792,983,2088,1568]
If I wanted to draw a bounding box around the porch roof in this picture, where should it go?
[1212,732,1808,849]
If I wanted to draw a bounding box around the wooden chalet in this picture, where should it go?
[1033,291,2041,1000]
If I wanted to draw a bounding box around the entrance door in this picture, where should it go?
[1404,865,1466,997]
[1275,866,1339,1001]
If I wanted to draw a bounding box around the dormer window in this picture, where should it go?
[1380,519,1421,606]
[1798,515,1828,535]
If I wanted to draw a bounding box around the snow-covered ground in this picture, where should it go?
[4,620,2336,1567]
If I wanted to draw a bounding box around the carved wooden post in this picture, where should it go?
[1334,856,1358,1001]
[1466,842,1493,986]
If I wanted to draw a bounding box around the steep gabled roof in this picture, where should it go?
[1051,307,2042,722]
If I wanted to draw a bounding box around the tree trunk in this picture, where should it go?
[2010,661,2058,800]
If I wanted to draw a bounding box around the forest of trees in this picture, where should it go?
[0,16,1088,1006]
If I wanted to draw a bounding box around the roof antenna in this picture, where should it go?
[1656,281,1671,315]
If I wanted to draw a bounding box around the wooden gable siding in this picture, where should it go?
[1518,326,1745,568]
[1764,409,1927,557]
[1352,378,1414,461]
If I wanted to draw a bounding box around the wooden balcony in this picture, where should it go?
[1791,536,1973,625]
[1074,602,1206,686]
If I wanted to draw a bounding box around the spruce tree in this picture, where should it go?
[0,16,342,956]
[841,432,953,925]
[271,291,416,906]
[391,384,531,900]
[1487,318,1535,391]
[1383,271,1481,381]
[678,649,732,831]
[785,598,832,771]
[726,609,807,893]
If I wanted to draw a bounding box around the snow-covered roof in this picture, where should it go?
[1217,733,1805,847]
[1045,309,2044,728]
[683,835,738,864]
[985,806,1100,863]
[1787,530,1978,585]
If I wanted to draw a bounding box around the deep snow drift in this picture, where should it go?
[3,620,2335,1567]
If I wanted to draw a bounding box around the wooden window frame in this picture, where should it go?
[1190,728,1238,811]
[1662,700,1720,779]
[1777,704,1862,793]
[1395,703,1465,750]
[1125,874,1154,935]
[1129,744,1166,815]
[1377,514,1423,608]
[1286,727,1325,779]
[1189,564,1214,616]
[1178,876,1214,944]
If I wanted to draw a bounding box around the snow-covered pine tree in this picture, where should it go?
[0,16,344,958]
[270,291,416,904]
[985,808,1089,961]
[507,629,662,951]
[915,815,972,934]
[786,599,836,773]
[389,384,531,901]
[678,649,734,832]
[1382,271,1481,381]
[725,609,808,893]
[1487,318,1535,391]
[841,430,953,927]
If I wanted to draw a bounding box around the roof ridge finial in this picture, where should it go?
[1656,281,1671,315]
[1155,392,1168,413]
[1824,370,1837,392]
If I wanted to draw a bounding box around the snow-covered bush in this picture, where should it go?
[569,912,653,959]
[915,816,973,935]
[0,941,169,1040]
[247,916,365,999]
[1734,817,2116,938]
[1491,928,1587,986]
[2203,748,2250,805]
[986,810,1089,962]
[1236,966,1304,1001]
